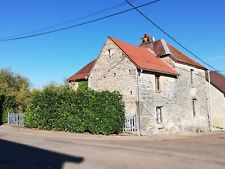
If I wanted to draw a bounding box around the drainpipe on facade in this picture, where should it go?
[136,69,142,136]
[207,70,212,132]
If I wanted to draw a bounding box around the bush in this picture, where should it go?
[24,86,125,135]
[0,95,18,124]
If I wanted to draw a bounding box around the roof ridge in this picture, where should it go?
[165,41,206,69]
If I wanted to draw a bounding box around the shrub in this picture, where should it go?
[24,86,125,135]
[0,95,18,124]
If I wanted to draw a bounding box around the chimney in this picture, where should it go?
[140,33,154,50]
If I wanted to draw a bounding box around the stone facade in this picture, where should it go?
[138,62,208,134]
[210,84,225,129]
[88,38,209,134]
[68,81,79,90]
[88,39,138,117]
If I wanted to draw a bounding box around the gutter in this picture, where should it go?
[136,68,142,136]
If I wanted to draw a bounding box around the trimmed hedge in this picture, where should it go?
[24,86,125,135]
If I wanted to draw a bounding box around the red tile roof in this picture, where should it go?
[68,59,96,82]
[166,42,206,69]
[153,40,166,56]
[140,33,206,69]
[207,71,225,95]
[109,37,177,75]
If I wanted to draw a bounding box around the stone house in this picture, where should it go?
[68,33,211,135]
[207,71,225,129]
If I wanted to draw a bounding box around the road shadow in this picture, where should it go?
[0,139,84,169]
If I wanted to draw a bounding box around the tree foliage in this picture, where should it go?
[24,85,125,135]
[0,69,30,123]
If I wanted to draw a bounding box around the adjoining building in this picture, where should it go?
[207,71,225,129]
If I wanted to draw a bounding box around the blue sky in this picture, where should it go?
[0,0,224,89]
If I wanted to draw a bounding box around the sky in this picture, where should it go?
[0,0,225,89]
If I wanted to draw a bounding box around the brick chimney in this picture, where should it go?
[140,33,154,50]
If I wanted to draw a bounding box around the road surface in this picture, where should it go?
[0,125,225,169]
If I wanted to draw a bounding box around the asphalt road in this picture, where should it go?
[0,125,225,169]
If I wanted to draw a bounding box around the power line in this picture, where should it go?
[0,0,138,40]
[0,0,159,42]
[124,0,218,71]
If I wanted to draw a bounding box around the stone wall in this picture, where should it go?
[175,63,209,131]
[138,62,209,134]
[88,39,138,116]
[210,84,225,129]
[68,81,79,90]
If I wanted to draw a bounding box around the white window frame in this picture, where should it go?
[156,107,162,124]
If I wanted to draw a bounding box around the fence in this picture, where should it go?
[8,113,24,126]
[123,114,137,132]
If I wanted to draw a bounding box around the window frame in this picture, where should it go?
[190,69,194,87]
[155,75,160,91]
[192,99,196,117]
[156,106,163,124]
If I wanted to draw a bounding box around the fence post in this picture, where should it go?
[8,112,10,125]
[17,114,19,125]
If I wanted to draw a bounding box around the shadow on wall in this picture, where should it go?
[0,139,84,169]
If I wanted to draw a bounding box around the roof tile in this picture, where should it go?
[68,59,96,82]
[207,71,225,95]
[166,42,206,69]
[110,37,177,75]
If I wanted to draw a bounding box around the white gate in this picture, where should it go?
[123,115,137,132]
[8,113,24,126]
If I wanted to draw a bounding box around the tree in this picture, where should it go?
[0,69,30,123]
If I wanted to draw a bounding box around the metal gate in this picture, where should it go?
[123,115,137,132]
[8,113,24,126]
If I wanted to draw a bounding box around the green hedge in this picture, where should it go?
[24,86,125,135]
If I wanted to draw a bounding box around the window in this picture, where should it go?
[155,75,160,91]
[192,99,196,117]
[156,107,162,124]
[190,69,194,87]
